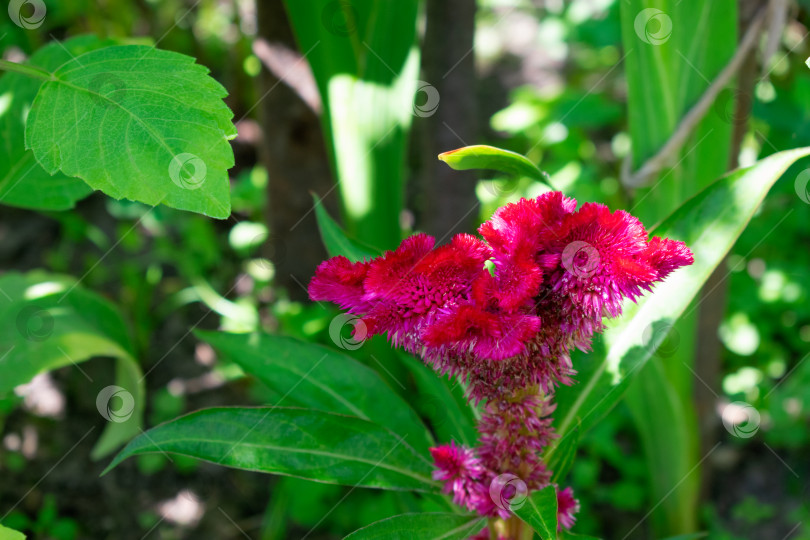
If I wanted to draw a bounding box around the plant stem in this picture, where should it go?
[0,59,52,81]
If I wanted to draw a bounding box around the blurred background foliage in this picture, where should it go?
[1,0,810,538]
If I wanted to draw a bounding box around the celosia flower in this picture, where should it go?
[556,486,580,530]
[309,192,693,536]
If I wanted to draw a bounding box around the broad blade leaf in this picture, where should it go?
[398,352,478,447]
[514,485,557,539]
[0,271,144,458]
[552,148,810,450]
[197,330,434,456]
[344,513,486,540]
[0,523,25,540]
[104,407,438,492]
[313,194,380,262]
[548,423,579,484]
[438,145,551,186]
[0,36,104,210]
[25,45,235,218]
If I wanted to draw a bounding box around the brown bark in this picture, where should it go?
[254,0,334,300]
[417,0,479,240]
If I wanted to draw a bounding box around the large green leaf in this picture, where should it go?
[104,407,438,492]
[344,513,486,540]
[0,271,144,458]
[313,194,380,262]
[0,36,103,210]
[551,147,810,452]
[24,45,235,218]
[197,330,434,456]
[513,485,557,539]
[398,352,478,447]
[284,0,420,248]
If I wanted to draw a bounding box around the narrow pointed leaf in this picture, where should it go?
[25,45,235,218]
[552,147,810,451]
[313,194,381,262]
[514,485,558,539]
[197,330,434,456]
[438,145,551,186]
[344,513,486,540]
[104,407,438,492]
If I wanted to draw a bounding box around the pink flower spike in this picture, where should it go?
[308,256,371,313]
[429,442,485,510]
[556,486,580,531]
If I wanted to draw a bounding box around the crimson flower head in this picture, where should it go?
[309,192,693,398]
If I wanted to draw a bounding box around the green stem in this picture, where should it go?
[0,59,52,81]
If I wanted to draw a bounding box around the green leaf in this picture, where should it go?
[0,271,144,458]
[397,352,478,447]
[344,513,486,540]
[0,36,106,210]
[0,523,26,540]
[659,534,709,540]
[514,485,557,539]
[197,330,434,456]
[25,45,235,218]
[552,147,810,450]
[547,422,579,484]
[313,194,381,262]
[284,0,420,247]
[438,145,551,186]
[104,407,438,491]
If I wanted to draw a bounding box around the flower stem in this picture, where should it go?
[0,59,52,81]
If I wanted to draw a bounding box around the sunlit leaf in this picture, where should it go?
[438,145,551,186]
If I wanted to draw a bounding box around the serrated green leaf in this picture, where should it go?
[0,271,144,458]
[313,194,381,262]
[514,485,557,539]
[344,513,486,540]
[25,45,235,218]
[104,407,438,492]
[552,147,810,451]
[197,330,433,456]
[438,145,551,186]
[0,36,106,210]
